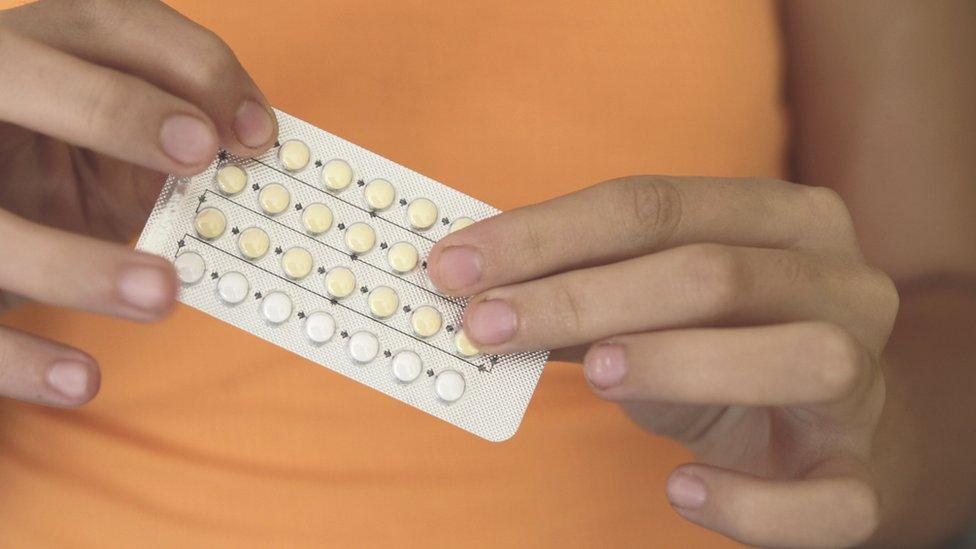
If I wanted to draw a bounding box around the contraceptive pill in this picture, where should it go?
[279,139,310,171]
[137,108,549,442]
[216,164,247,195]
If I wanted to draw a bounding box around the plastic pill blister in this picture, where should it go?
[137,109,548,442]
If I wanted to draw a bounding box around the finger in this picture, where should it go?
[428,176,858,296]
[0,32,219,175]
[4,0,277,155]
[582,322,877,411]
[0,209,177,322]
[0,324,100,406]
[460,243,892,354]
[666,458,880,548]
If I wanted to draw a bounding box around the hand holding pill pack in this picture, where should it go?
[137,109,548,441]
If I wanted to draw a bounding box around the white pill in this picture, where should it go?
[449,217,475,233]
[391,351,423,383]
[453,329,480,357]
[258,183,290,215]
[406,198,438,230]
[279,140,310,171]
[281,247,313,279]
[217,271,249,304]
[347,331,379,364]
[410,305,442,338]
[194,207,226,239]
[304,312,336,344]
[301,202,333,234]
[261,291,293,324]
[324,267,356,299]
[215,164,247,195]
[387,241,419,274]
[363,179,395,211]
[174,252,206,284]
[434,370,465,403]
[321,159,353,191]
[367,286,399,319]
[344,222,376,254]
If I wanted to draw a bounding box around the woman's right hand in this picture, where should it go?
[0,0,278,406]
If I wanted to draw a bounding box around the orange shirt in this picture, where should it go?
[0,1,784,546]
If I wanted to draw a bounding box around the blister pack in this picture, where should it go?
[137,109,547,442]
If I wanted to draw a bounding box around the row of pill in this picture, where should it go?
[215,161,476,234]
[194,206,424,275]
[173,250,470,402]
[174,250,480,351]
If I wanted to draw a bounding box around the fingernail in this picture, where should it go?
[233,100,275,148]
[160,114,216,165]
[583,343,627,389]
[465,299,517,345]
[434,246,482,291]
[118,264,174,314]
[667,471,707,511]
[46,360,92,400]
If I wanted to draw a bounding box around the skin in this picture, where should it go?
[0,0,973,547]
[0,0,278,405]
[425,1,975,547]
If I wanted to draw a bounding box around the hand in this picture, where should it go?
[429,176,899,548]
[0,0,277,406]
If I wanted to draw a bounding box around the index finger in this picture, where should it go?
[428,176,859,296]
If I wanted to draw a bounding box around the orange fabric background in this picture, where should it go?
[0,1,785,547]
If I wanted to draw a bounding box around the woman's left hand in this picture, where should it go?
[428,176,899,548]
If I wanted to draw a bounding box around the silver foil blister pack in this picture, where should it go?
[137,109,547,441]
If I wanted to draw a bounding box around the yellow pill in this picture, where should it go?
[258,183,290,215]
[407,198,438,230]
[454,329,480,357]
[368,286,399,319]
[238,227,270,259]
[215,164,247,195]
[281,247,313,279]
[363,179,395,211]
[321,159,353,191]
[387,241,419,273]
[344,222,376,254]
[279,140,310,171]
[194,207,226,239]
[410,306,443,338]
[324,267,356,298]
[301,202,333,234]
[449,217,475,233]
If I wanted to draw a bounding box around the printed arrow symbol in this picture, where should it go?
[421,261,428,269]
[317,266,326,274]
[403,305,412,313]
[254,291,262,299]
[210,272,218,280]
[445,325,454,332]
[340,330,349,338]
[356,180,365,187]
[177,239,185,248]
[369,211,377,218]
[379,242,388,249]
[297,311,306,319]
[314,160,323,167]
[217,150,229,161]
[426,369,435,377]
[490,357,499,365]
[274,247,283,255]
[198,195,206,203]
[349,253,358,261]
[231,227,240,234]
[337,223,345,230]
[295,203,303,210]
[441,217,449,225]
[360,286,368,294]
[476,364,486,372]
[274,140,280,147]
[383,350,392,358]
[252,183,260,191]
[329,298,338,305]
[398,198,407,206]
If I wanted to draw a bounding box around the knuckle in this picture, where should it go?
[608,176,683,245]
[190,31,240,89]
[809,322,864,399]
[798,185,859,245]
[552,279,587,338]
[679,244,746,316]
